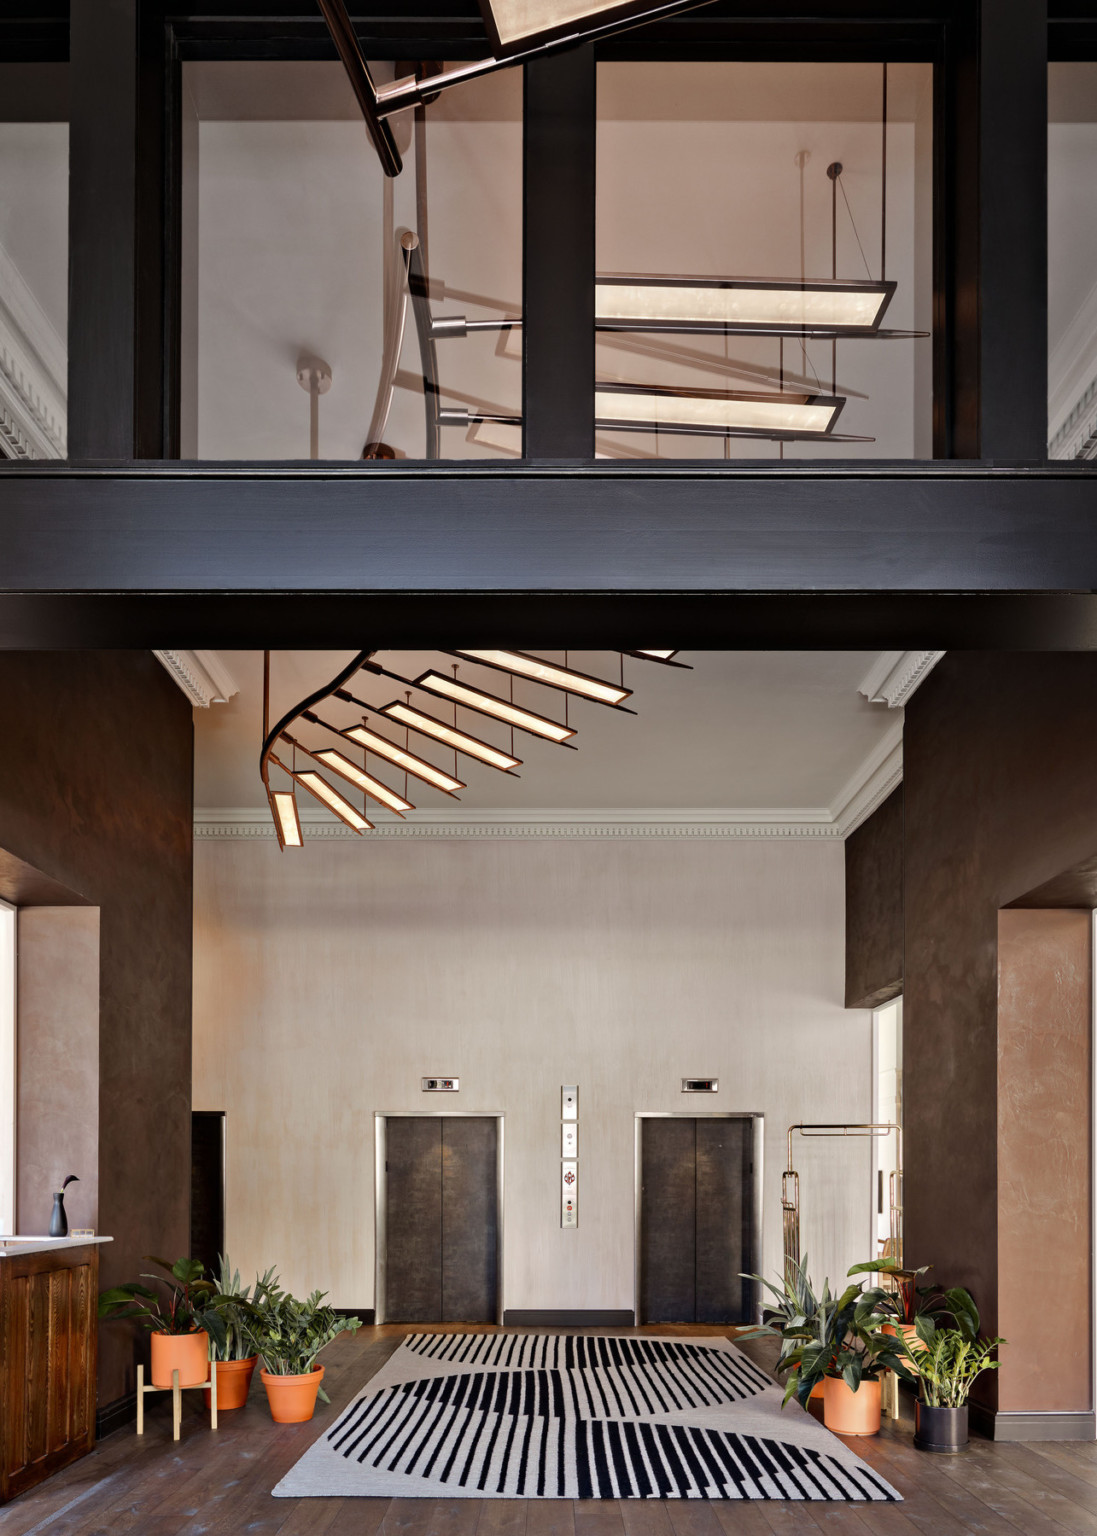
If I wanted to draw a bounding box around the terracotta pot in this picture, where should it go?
[261,1365,325,1423]
[204,1355,259,1411]
[822,1375,881,1437]
[809,1381,826,1401]
[150,1329,209,1389]
[883,1321,926,1371]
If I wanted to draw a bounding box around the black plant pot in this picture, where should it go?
[914,1402,968,1453]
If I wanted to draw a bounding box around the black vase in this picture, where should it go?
[914,1401,968,1453]
[48,1191,68,1238]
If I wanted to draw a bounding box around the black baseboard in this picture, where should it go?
[502,1310,635,1328]
[335,1307,375,1324]
[972,1407,1097,1442]
[96,1390,137,1439]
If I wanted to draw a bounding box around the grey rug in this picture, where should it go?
[273,1332,900,1502]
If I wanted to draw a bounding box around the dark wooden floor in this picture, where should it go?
[6,1324,1097,1536]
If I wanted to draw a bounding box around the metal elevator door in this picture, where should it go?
[639,1116,755,1324]
[383,1116,499,1323]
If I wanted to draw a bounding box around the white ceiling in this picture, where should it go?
[194,649,902,815]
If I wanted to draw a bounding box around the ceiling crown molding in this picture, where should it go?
[858,650,945,709]
[830,720,904,838]
[154,650,239,708]
[0,238,66,460]
[194,806,849,842]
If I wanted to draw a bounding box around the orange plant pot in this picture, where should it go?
[809,1381,826,1401]
[150,1329,209,1388]
[261,1365,325,1424]
[204,1356,259,1411]
[822,1376,881,1437]
[883,1321,926,1371]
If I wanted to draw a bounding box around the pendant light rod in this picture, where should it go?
[881,61,888,283]
[313,0,403,175]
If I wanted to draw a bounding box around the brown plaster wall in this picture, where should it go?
[904,652,1097,1415]
[845,785,903,1008]
[0,652,192,1409]
[16,907,101,1237]
[997,908,1091,1413]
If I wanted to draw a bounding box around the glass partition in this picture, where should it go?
[1049,62,1097,460]
[0,64,68,460]
[596,61,933,459]
[182,60,522,460]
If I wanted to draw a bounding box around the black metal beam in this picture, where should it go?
[2,463,1096,602]
[523,46,596,457]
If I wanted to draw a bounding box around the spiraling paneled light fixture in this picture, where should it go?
[595,276,896,338]
[595,383,847,441]
[260,649,688,847]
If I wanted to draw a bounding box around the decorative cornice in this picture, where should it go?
[831,726,904,838]
[194,806,850,841]
[0,237,66,460]
[154,650,239,708]
[858,651,945,709]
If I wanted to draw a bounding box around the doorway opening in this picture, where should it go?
[375,1113,504,1325]
[635,1113,763,1325]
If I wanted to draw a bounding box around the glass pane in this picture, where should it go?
[596,61,933,459]
[1048,62,1097,461]
[0,64,68,461]
[182,61,521,460]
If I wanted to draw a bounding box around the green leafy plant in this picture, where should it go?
[98,1256,227,1350]
[742,1260,917,1409]
[207,1256,280,1363]
[847,1258,979,1338]
[899,1315,1004,1407]
[243,1280,361,1402]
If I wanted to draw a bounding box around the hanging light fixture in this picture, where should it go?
[476,0,706,57]
[414,671,577,743]
[295,770,374,833]
[269,789,303,850]
[342,722,466,795]
[312,749,415,815]
[595,275,896,338]
[380,699,523,772]
[595,382,849,441]
[450,650,631,707]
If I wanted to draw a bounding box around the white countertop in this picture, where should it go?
[0,1235,113,1257]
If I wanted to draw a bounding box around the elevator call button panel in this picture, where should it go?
[562,1123,578,1157]
[562,1161,578,1227]
[422,1077,459,1091]
[561,1086,578,1120]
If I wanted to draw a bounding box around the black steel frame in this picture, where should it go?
[0,1,1096,650]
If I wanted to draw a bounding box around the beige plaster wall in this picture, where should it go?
[193,836,871,1311]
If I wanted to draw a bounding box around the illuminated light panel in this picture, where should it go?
[416,671,575,743]
[382,701,522,772]
[342,723,466,794]
[454,650,630,706]
[634,650,678,659]
[313,749,414,815]
[479,0,669,54]
[295,770,373,833]
[270,790,303,849]
[596,384,841,438]
[596,276,894,335]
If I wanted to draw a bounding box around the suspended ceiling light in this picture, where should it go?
[596,276,896,337]
[451,650,631,707]
[633,650,678,660]
[312,749,414,816]
[342,722,466,795]
[595,383,845,440]
[295,770,374,833]
[269,790,303,850]
[381,700,522,772]
[477,0,703,57]
[415,671,576,743]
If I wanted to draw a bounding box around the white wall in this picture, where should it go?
[193,834,872,1312]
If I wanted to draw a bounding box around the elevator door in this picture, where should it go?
[383,1116,499,1323]
[639,1116,755,1324]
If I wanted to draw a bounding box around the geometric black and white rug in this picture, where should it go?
[272,1333,901,1502]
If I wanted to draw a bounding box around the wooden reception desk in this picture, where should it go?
[0,1236,111,1504]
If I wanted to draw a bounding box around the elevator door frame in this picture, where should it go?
[374,1111,505,1325]
[634,1111,765,1326]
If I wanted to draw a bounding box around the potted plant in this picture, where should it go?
[747,1257,827,1399]
[848,1258,980,1361]
[202,1257,279,1411]
[899,1315,1004,1453]
[244,1280,361,1423]
[743,1264,917,1436]
[99,1256,227,1388]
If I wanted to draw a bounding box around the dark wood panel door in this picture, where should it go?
[441,1118,498,1324]
[640,1117,755,1325]
[640,1117,697,1323]
[695,1117,751,1325]
[384,1117,443,1323]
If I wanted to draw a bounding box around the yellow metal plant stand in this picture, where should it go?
[136,1353,218,1441]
